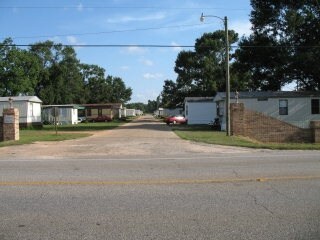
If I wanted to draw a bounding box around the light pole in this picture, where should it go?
[200,13,231,136]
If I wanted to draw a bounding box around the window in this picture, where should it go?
[279,100,288,115]
[311,99,319,114]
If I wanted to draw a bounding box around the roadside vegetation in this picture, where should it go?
[172,125,320,150]
[0,120,128,148]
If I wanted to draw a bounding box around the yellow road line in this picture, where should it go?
[1,176,320,186]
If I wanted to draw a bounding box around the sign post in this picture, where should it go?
[51,107,59,135]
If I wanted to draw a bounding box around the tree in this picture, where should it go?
[0,39,132,104]
[146,100,158,113]
[160,79,179,108]
[234,0,320,91]
[194,31,238,95]
[161,30,239,107]
[30,41,85,104]
[57,46,84,104]
[105,75,132,103]
[80,64,106,103]
[125,102,146,112]
[0,38,41,96]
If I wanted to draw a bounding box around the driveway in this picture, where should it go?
[0,115,254,160]
[1,116,320,240]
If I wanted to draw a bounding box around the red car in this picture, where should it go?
[165,115,187,125]
[89,115,112,122]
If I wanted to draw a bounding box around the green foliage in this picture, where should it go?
[105,75,132,103]
[161,30,239,107]
[0,38,41,96]
[125,99,158,113]
[234,0,320,91]
[0,38,132,104]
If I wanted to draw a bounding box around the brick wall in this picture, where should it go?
[310,121,320,143]
[231,103,314,143]
[2,108,19,141]
[0,117,3,141]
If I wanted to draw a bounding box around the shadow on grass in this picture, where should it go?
[172,124,217,132]
[42,120,128,132]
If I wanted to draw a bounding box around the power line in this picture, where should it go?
[0,44,195,48]
[0,6,249,11]
[2,22,213,40]
[1,43,319,49]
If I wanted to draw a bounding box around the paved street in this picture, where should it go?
[0,115,320,239]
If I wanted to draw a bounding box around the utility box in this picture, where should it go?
[2,108,19,141]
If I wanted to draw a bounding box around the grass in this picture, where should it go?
[172,125,320,150]
[0,120,128,148]
[42,120,127,131]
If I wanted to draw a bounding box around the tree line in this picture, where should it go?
[0,39,132,105]
[160,0,320,108]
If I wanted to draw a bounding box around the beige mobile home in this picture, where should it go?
[214,91,320,130]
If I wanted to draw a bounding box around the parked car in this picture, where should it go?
[165,115,187,125]
[77,116,87,123]
[88,115,112,122]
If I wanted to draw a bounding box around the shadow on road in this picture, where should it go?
[118,117,172,132]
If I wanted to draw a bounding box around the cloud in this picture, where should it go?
[49,36,62,43]
[120,66,130,71]
[66,36,78,44]
[77,3,84,12]
[123,46,146,54]
[143,73,163,80]
[66,36,85,48]
[171,41,183,52]
[133,91,159,103]
[107,12,166,23]
[231,20,252,37]
[140,59,153,66]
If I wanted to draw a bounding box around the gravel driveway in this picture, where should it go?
[0,115,254,160]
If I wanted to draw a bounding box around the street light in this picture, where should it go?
[200,13,231,136]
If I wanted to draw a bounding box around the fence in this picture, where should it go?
[231,103,320,143]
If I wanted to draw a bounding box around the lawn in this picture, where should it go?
[172,125,320,150]
[0,120,127,148]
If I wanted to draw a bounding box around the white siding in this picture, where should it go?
[239,97,319,128]
[0,101,41,124]
[163,108,183,117]
[126,109,136,117]
[186,101,216,125]
[217,97,320,130]
[42,107,78,125]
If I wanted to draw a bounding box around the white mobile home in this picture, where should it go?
[42,105,83,125]
[214,91,320,130]
[126,109,136,117]
[0,96,42,127]
[163,108,183,117]
[184,97,216,125]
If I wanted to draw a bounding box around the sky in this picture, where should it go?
[0,0,253,103]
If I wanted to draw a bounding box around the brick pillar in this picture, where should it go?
[310,121,320,143]
[3,108,19,141]
[0,117,3,141]
[231,103,245,136]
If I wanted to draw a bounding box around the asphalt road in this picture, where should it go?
[0,115,320,240]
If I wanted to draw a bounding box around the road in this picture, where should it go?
[0,115,320,240]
